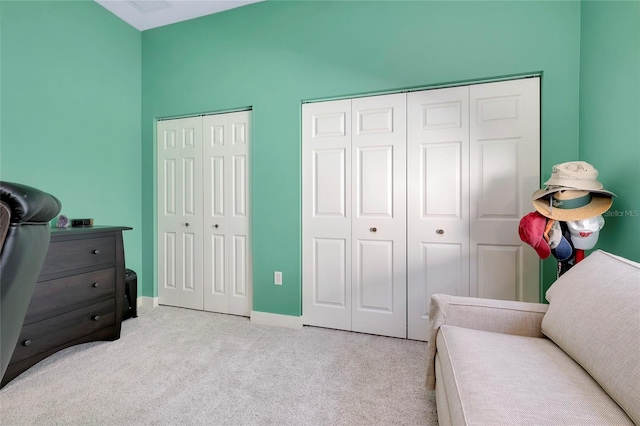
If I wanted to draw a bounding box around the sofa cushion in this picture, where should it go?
[437,325,633,425]
[542,250,640,423]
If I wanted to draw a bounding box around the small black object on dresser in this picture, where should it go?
[71,218,93,227]
[1,225,132,388]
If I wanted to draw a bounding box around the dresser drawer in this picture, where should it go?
[24,268,116,325]
[40,236,116,275]
[11,299,116,363]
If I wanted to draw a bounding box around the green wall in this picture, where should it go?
[142,0,581,313]
[578,1,640,265]
[0,1,142,283]
[8,0,632,316]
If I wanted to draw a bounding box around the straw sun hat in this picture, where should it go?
[532,189,613,221]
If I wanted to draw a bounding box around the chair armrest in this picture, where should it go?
[0,181,61,225]
[426,294,548,390]
[0,202,9,253]
[1,181,61,380]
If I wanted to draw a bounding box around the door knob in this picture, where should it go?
[436,229,444,235]
[214,224,219,228]
[92,249,100,255]
[185,223,190,227]
[93,282,100,288]
[23,339,32,346]
[370,227,377,233]
[92,315,101,321]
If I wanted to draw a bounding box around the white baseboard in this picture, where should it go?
[138,296,158,309]
[250,311,303,329]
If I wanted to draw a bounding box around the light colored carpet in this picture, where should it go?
[0,306,437,425]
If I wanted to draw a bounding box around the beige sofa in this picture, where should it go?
[426,250,640,425]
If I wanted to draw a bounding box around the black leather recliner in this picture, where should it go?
[0,182,61,380]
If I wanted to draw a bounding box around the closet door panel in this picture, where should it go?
[157,117,204,311]
[313,238,347,307]
[162,232,177,291]
[232,235,248,299]
[203,113,229,313]
[302,100,352,331]
[203,111,252,316]
[356,240,394,311]
[210,234,226,295]
[417,243,464,323]
[158,131,180,307]
[351,93,406,339]
[422,143,462,216]
[227,112,251,316]
[407,87,470,341]
[314,149,347,217]
[477,139,519,216]
[180,119,204,311]
[470,78,540,303]
[476,245,521,300]
[232,155,247,217]
[210,156,225,216]
[356,146,393,217]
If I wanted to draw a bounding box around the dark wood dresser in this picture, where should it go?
[1,226,131,387]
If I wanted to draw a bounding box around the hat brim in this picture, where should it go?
[532,194,613,221]
[551,235,573,261]
[543,177,604,190]
[532,186,617,201]
[533,239,551,259]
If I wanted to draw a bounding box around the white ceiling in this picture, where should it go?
[95,0,263,31]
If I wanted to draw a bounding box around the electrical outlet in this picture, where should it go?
[274,271,282,285]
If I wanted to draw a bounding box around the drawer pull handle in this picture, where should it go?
[23,339,32,347]
[93,282,100,288]
[436,229,444,235]
[370,227,377,233]
[92,315,101,321]
[214,224,219,228]
[92,249,100,255]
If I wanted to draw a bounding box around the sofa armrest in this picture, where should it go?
[426,294,548,390]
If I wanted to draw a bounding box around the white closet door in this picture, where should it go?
[157,117,204,310]
[302,100,352,331]
[470,77,540,303]
[302,77,540,340]
[407,86,470,341]
[351,93,407,338]
[203,111,252,316]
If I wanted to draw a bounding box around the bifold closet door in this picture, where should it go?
[202,111,251,316]
[351,94,406,338]
[469,78,540,303]
[157,111,251,314]
[157,117,204,310]
[302,99,353,331]
[407,86,470,341]
[406,78,540,340]
[302,77,540,340]
[302,94,407,338]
